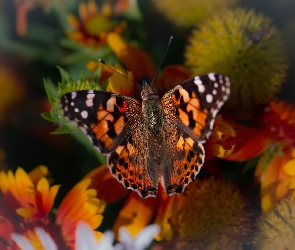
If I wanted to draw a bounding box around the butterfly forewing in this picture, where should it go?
[164,73,230,141]
[60,90,132,153]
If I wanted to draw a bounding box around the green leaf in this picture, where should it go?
[41,111,55,122]
[51,126,71,135]
[57,66,70,83]
[43,79,58,106]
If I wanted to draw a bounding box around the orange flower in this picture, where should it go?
[205,115,236,159]
[67,1,126,47]
[254,100,295,211]
[0,166,105,249]
[224,123,271,162]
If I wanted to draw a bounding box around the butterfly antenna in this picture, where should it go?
[150,36,173,86]
[98,59,139,86]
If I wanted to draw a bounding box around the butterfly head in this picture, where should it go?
[140,85,159,101]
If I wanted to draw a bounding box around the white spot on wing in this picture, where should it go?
[212,89,217,95]
[71,92,77,99]
[206,94,213,103]
[194,76,202,85]
[86,99,93,107]
[214,82,219,88]
[208,73,216,81]
[70,102,74,106]
[81,110,88,118]
[225,77,230,87]
[87,93,95,99]
[74,108,79,112]
[194,76,205,93]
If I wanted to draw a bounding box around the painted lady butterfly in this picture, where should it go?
[60,73,230,198]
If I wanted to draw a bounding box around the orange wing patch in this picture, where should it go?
[165,135,204,195]
[108,138,158,198]
[171,86,209,138]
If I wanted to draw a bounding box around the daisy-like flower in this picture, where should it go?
[75,221,160,250]
[254,100,295,211]
[67,1,126,47]
[0,166,106,249]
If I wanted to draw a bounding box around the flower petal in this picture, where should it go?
[156,65,190,96]
[107,33,157,83]
[225,124,271,161]
[113,192,157,238]
[84,165,128,203]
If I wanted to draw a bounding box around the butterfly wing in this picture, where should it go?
[61,90,129,154]
[60,90,158,197]
[161,73,230,194]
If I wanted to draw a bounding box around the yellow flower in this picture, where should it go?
[152,0,237,28]
[185,8,287,110]
[0,166,105,249]
[67,1,126,47]
[172,177,255,250]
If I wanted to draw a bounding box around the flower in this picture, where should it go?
[185,8,287,110]
[11,227,58,250]
[171,177,255,250]
[253,198,295,250]
[75,221,116,250]
[118,224,160,250]
[75,221,160,250]
[67,1,126,47]
[224,123,272,162]
[87,61,136,96]
[205,115,236,159]
[254,100,295,211]
[0,166,106,249]
[152,0,237,28]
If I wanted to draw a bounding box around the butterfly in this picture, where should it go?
[60,73,230,198]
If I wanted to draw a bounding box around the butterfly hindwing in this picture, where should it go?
[160,121,204,195]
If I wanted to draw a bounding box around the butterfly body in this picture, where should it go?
[60,73,230,198]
